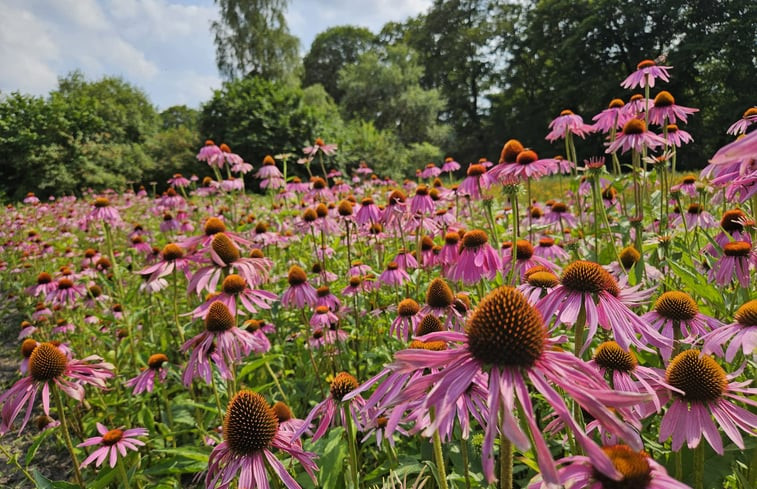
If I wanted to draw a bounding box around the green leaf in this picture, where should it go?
[316,426,347,489]
[25,429,54,467]
[32,470,79,489]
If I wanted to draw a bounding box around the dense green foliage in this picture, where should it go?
[3,0,755,199]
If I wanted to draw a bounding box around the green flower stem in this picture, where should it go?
[172,268,185,345]
[461,436,472,489]
[210,371,225,423]
[344,404,360,489]
[499,426,513,489]
[509,195,520,285]
[431,425,449,489]
[0,444,35,485]
[53,385,85,489]
[693,443,704,489]
[159,380,176,448]
[116,457,132,489]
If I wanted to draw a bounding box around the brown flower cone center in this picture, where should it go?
[398,299,420,317]
[466,287,545,367]
[222,274,247,295]
[653,90,675,107]
[29,343,68,381]
[516,150,538,165]
[622,118,647,135]
[721,209,746,233]
[415,314,443,337]
[409,340,447,351]
[654,291,698,321]
[527,271,559,289]
[224,391,278,454]
[593,445,652,489]
[594,341,637,372]
[161,243,184,261]
[723,241,751,257]
[426,278,455,308]
[205,302,235,332]
[515,240,534,259]
[212,233,240,264]
[21,339,38,358]
[272,401,293,423]
[148,353,168,369]
[330,372,358,401]
[551,202,568,213]
[204,217,227,236]
[561,261,619,296]
[619,246,641,270]
[734,299,757,326]
[499,139,524,164]
[102,429,124,446]
[37,272,52,284]
[93,197,110,208]
[666,350,727,403]
[461,229,488,249]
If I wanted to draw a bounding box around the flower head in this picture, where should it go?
[621,59,672,89]
[79,423,147,468]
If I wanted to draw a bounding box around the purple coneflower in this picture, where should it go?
[592,98,632,133]
[390,299,422,341]
[197,140,222,165]
[447,230,501,285]
[0,343,113,434]
[669,175,698,197]
[542,201,578,230]
[138,243,192,290]
[181,302,266,386]
[528,444,691,489]
[46,277,87,306]
[533,236,570,262]
[25,271,57,297]
[707,240,754,288]
[702,299,757,361]
[303,137,337,156]
[125,353,169,395]
[280,266,317,308]
[621,59,672,89]
[294,372,365,442]
[168,173,191,188]
[79,423,147,469]
[457,164,493,200]
[501,240,558,280]
[536,260,668,353]
[206,390,318,489]
[517,268,560,304]
[391,287,645,485]
[420,163,441,179]
[606,119,666,154]
[441,156,460,173]
[660,349,757,454]
[662,123,693,147]
[378,262,410,288]
[648,91,698,125]
[88,197,122,226]
[642,291,722,360]
[727,106,757,135]
[546,109,594,142]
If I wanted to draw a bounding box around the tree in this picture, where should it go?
[302,26,375,103]
[160,105,199,131]
[211,0,300,81]
[338,44,449,147]
[199,76,318,167]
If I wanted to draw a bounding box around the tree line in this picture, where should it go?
[1,0,754,200]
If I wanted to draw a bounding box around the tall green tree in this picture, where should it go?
[211,0,300,81]
[302,26,375,103]
[338,44,449,147]
[199,76,318,167]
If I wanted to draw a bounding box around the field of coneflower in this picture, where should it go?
[1,62,755,489]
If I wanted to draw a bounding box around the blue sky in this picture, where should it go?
[0,0,430,109]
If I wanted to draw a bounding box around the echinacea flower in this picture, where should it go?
[527,444,691,489]
[420,163,441,179]
[197,140,222,164]
[88,197,122,226]
[621,59,672,89]
[660,349,757,454]
[707,241,754,288]
[642,291,722,360]
[702,299,757,361]
[662,124,693,147]
[293,372,365,442]
[536,260,669,353]
[79,423,148,468]
[441,157,460,173]
[137,243,193,289]
[181,302,267,386]
[378,262,410,288]
[206,390,318,489]
[546,109,594,142]
[391,287,646,485]
[592,98,633,134]
[457,164,493,200]
[447,230,501,284]
[0,343,113,434]
[606,119,666,154]
[501,240,558,280]
[727,106,757,135]
[280,266,317,308]
[303,137,337,156]
[648,91,698,126]
[391,299,421,341]
[125,353,169,395]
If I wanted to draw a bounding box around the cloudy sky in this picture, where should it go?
[0,0,430,109]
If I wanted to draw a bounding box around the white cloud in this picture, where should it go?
[0,0,430,107]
